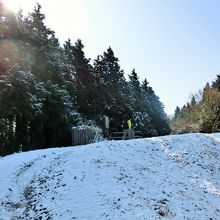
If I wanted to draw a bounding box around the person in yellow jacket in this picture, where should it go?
[127,119,132,129]
[122,119,132,140]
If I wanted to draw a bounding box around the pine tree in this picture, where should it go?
[174,106,181,119]
[72,39,96,118]
[127,71,151,135]
[128,68,142,110]
[24,3,62,83]
[128,69,141,95]
[93,47,132,131]
[63,39,75,82]
[141,79,170,136]
[0,4,81,155]
[41,82,81,147]
[0,3,174,155]
[212,75,220,91]
[0,5,33,154]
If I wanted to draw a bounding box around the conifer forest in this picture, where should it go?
[1,3,220,156]
[0,4,171,155]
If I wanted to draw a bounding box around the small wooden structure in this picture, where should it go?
[72,126,143,145]
[72,127,94,146]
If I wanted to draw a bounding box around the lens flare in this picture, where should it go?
[3,0,34,13]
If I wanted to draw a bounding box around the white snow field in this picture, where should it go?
[0,133,219,220]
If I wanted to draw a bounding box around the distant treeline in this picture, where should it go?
[171,75,220,134]
[0,3,170,156]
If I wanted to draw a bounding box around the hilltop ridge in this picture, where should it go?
[0,133,219,219]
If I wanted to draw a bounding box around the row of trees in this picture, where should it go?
[0,3,170,156]
[171,75,220,134]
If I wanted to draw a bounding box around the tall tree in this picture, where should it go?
[0,4,81,155]
[212,75,220,91]
[93,47,132,131]
[72,39,96,118]
[128,69,141,95]
[199,87,220,132]
[142,79,170,136]
[24,3,62,83]
[0,2,174,155]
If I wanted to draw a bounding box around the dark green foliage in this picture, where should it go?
[0,4,170,156]
[0,4,80,155]
[93,47,132,131]
[72,40,96,118]
[41,82,78,147]
[141,80,170,136]
[174,106,181,119]
[212,75,220,91]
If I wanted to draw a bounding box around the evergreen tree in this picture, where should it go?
[212,75,220,91]
[142,79,170,136]
[128,68,142,110]
[127,71,151,135]
[63,39,75,82]
[174,106,181,119]
[41,82,81,147]
[0,5,34,154]
[24,3,62,83]
[72,39,96,118]
[93,47,132,131]
[128,69,141,95]
[0,3,173,155]
[0,4,81,155]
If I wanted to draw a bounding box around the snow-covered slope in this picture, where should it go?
[0,133,220,220]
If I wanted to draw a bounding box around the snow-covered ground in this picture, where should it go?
[0,133,219,220]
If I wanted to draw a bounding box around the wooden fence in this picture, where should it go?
[110,129,143,140]
[72,127,143,145]
[72,127,94,146]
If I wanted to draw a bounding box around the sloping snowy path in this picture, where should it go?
[0,133,219,219]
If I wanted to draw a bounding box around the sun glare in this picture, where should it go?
[3,0,34,13]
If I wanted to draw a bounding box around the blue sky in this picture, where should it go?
[5,0,220,115]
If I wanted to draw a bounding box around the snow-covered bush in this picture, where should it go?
[132,112,151,136]
[76,120,103,143]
